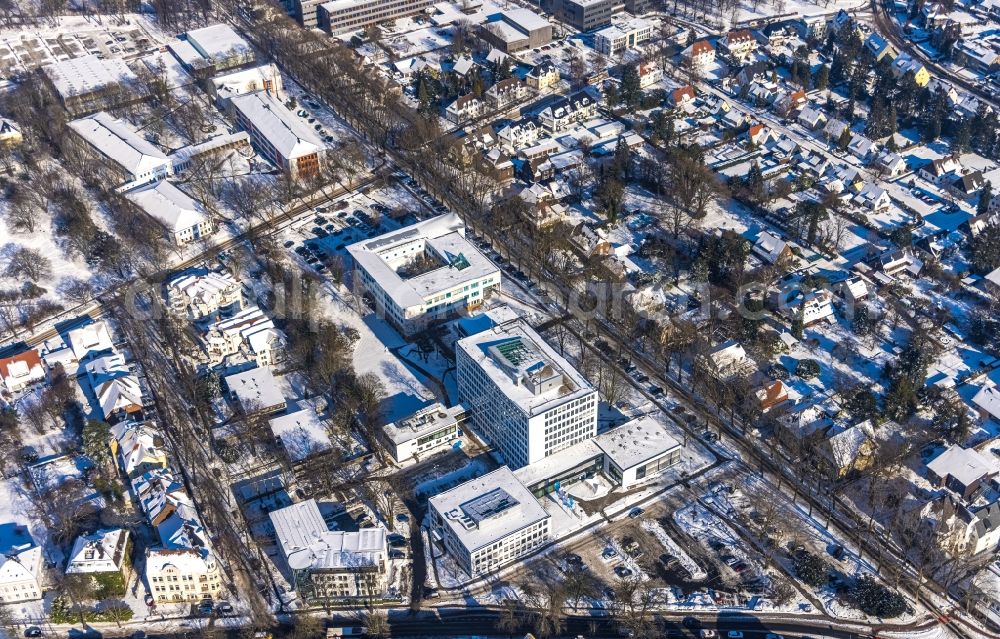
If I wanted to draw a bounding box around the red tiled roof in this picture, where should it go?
[0,349,41,380]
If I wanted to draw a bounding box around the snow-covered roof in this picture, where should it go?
[68,112,170,179]
[383,402,465,446]
[269,410,332,462]
[270,499,387,571]
[43,54,136,98]
[229,90,323,160]
[126,180,206,232]
[66,528,129,574]
[428,466,548,553]
[346,213,499,310]
[0,523,41,585]
[185,24,252,62]
[927,444,996,488]
[752,230,788,263]
[223,366,285,412]
[145,547,214,575]
[456,317,596,418]
[973,385,1000,421]
[594,415,682,472]
[66,320,115,361]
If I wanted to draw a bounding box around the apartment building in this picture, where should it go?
[428,467,550,576]
[145,547,223,603]
[383,402,467,463]
[347,213,500,337]
[290,0,326,27]
[223,367,287,415]
[270,500,389,599]
[229,90,323,180]
[445,94,486,124]
[317,0,435,35]
[167,270,244,320]
[682,40,716,68]
[456,318,598,468]
[201,305,285,366]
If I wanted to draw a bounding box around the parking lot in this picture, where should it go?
[0,24,154,79]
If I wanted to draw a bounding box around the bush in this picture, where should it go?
[768,364,790,380]
[793,551,829,587]
[797,359,820,379]
[853,575,908,618]
[50,597,135,624]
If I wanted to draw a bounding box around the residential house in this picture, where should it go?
[919,156,963,185]
[497,120,539,150]
[926,444,998,499]
[85,353,143,422]
[972,384,1000,424]
[537,91,596,133]
[485,78,529,110]
[847,135,878,162]
[110,421,168,479]
[445,94,486,124]
[526,61,559,90]
[837,277,869,306]
[638,63,663,88]
[865,33,897,61]
[223,367,287,415]
[874,151,907,176]
[0,349,45,394]
[891,53,931,86]
[752,230,792,264]
[65,529,132,584]
[923,495,1000,555]
[706,340,756,380]
[797,106,827,130]
[823,117,850,142]
[774,89,806,115]
[748,123,771,147]
[682,40,715,68]
[202,305,285,366]
[669,85,696,108]
[721,29,757,60]
[821,420,877,477]
[66,320,115,363]
[755,379,799,412]
[879,249,923,277]
[855,183,891,213]
[949,170,985,197]
[0,524,42,603]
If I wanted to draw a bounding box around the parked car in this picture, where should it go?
[727,632,744,638]
[602,547,618,560]
[628,507,644,519]
[216,601,233,614]
[614,566,633,578]
[24,628,42,638]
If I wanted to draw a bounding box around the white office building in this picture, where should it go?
[593,18,653,56]
[456,318,597,468]
[428,466,550,576]
[347,213,501,337]
[382,402,467,463]
[67,112,173,188]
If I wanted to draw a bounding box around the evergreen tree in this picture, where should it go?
[837,126,852,151]
[953,118,972,152]
[605,82,620,108]
[620,63,642,110]
[978,181,993,216]
[744,161,765,203]
[814,64,830,91]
